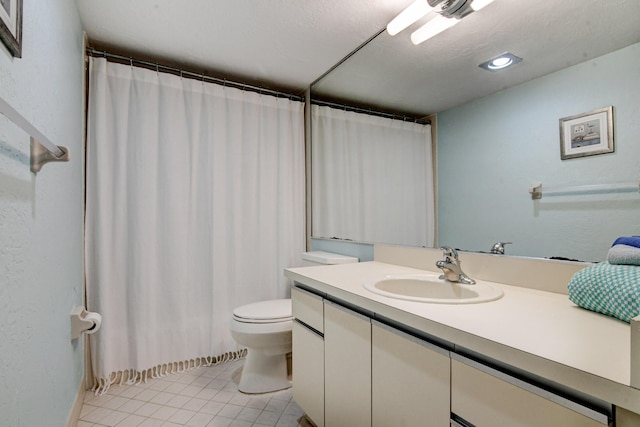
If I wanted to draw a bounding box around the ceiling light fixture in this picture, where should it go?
[411,15,459,45]
[387,0,433,36]
[388,0,496,45]
[470,0,495,11]
[479,52,523,71]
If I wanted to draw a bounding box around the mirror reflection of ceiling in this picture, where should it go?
[311,0,640,116]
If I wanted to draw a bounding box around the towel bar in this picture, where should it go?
[529,181,640,199]
[0,95,69,173]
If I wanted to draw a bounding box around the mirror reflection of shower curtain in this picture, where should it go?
[311,105,434,247]
[85,57,305,393]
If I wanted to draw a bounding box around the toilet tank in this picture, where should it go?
[301,251,359,266]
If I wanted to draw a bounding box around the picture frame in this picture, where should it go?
[559,106,614,160]
[0,0,22,58]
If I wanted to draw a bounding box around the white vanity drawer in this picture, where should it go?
[292,286,324,333]
[451,355,610,427]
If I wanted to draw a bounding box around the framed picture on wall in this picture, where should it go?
[0,0,22,58]
[559,106,614,160]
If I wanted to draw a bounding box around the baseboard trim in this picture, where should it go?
[66,375,86,427]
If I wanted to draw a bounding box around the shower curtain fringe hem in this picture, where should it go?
[91,349,247,395]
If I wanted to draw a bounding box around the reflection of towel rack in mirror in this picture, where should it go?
[529,180,640,200]
[0,95,69,173]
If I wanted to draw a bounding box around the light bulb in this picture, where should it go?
[387,0,433,36]
[488,57,512,69]
[478,53,523,71]
[411,15,458,45]
[471,0,495,12]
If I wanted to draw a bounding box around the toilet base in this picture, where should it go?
[239,350,291,394]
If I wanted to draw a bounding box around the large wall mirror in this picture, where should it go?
[310,0,640,262]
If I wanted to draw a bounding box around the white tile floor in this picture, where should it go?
[77,359,309,427]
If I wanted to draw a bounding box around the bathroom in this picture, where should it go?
[0,1,639,426]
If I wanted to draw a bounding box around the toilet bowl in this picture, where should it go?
[230,251,359,394]
[230,299,293,394]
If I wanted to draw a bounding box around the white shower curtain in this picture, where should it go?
[312,105,435,247]
[85,58,305,393]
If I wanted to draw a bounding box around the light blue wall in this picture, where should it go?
[310,238,374,262]
[0,1,85,426]
[437,43,640,262]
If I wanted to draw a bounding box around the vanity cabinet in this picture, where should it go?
[293,287,452,427]
[371,321,451,427]
[291,287,325,427]
[293,285,612,427]
[451,356,609,427]
[324,301,371,427]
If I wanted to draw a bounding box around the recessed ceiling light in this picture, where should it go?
[479,52,523,71]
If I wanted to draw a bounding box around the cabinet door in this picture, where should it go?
[292,321,324,427]
[292,286,324,333]
[616,407,640,427]
[324,301,371,427]
[451,358,608,427]
[372,322,450,427]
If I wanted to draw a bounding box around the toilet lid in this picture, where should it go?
[233,299,292,322]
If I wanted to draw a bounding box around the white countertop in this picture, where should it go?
[285,261,640,413]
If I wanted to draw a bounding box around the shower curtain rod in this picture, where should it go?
[311,99,431,125]
[86,48,305,102]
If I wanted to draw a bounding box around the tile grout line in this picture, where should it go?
[77,359,305,427]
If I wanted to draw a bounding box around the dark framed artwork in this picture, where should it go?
[0,0,22,58]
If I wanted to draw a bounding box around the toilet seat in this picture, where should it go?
[232,299,292,324]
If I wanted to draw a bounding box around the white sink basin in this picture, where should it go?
[363,273,504,304]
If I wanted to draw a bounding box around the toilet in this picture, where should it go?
[230,251,358,393]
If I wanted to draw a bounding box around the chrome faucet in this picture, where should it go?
[436,247,476,285]
[490,242,512,255]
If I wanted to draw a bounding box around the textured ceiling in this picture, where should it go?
[77,0,640,112]
[75,0,412,94]
[313,0,640,115]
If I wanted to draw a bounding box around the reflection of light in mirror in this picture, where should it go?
[387,0,433,36]
[411,15,459,45]
[489,57,512,69]
[478,52,523,71]
[471,0,495,12]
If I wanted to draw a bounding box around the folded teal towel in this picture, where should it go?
[612,236,640,249]
[608,244,640,266]
[567,262,640,323]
